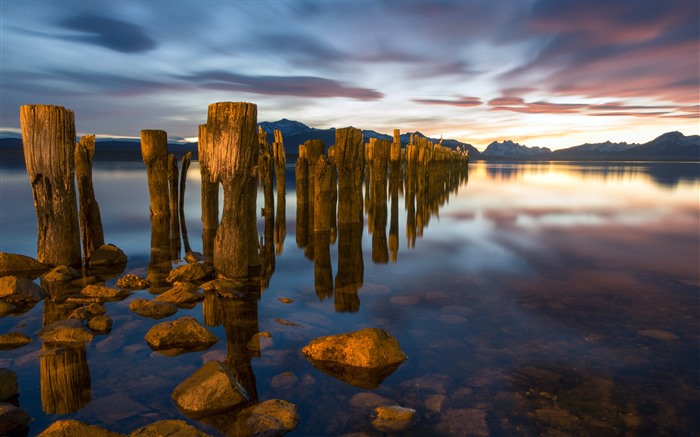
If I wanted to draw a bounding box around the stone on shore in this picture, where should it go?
[0,403,31,436]
[116,274,151,290]
[37,319,94,345]
[128,419,207,437]
[37,419,124,437]
[154,282,203,305]
[167,263,212,284]
[371,406,416,432]
[0,369,19,401]
[0,275,46,302]
[87,244,127,267]
[145,316,218,353]
[0,332,32,350]
[171,361,249,417]
[81,284,130,300]
[246,399,300,437]
[0,252,49,277]
[301,328,407,368]
[129,298,178,319]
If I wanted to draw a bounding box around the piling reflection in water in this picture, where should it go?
[40,344,91,414]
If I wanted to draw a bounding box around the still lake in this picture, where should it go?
[1,159,698,436]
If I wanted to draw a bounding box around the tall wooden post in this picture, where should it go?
[335,128,364,224]
[141,130,171,218]
[20,104,81,266]
[273,129,286,196]
[168,154,181,259]
[75,134,105,263]
[179,151,193,254]
[206,102,259,278]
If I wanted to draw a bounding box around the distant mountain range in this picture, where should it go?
[1,122,698,163]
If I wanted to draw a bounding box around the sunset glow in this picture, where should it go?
[1,1,697,150]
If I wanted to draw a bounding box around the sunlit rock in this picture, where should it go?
[43,265,80,282]
[171,361,248,417]
[0,332,32,350]
[81,284,130,300]
[0,252,49,278]
[246,399,300,436]
[0,403,31,435]
[167,262,212,283]
[154,282,203,305]
[0,369,19,401]
[128,419,207,436]
[0,302,14,317]
[37,319,94,345]
[129,298,178,319]
[116,274,151,290]
[435,408,489,437]
[637,329,679,341]
[184,251,206,263]
[371,405,416,432]
[68,303,106,321]
[145,316,218,354]
[0,275,46,302]
[88,315,113,333]
[87,243,127,267]
[37,419,124,437]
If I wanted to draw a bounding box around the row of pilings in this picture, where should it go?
[18,102,468,297]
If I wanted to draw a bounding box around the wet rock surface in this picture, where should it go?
[88,314,113,332]
[144,316,218,353]
[43,265,80,282]
[87,244,127,267]
[116,274,151,290]
[0,252,49,277]
[0,332,32,350]
[435,408,489,436]
[37,319,94,345]
[0,369,19,401]
[246,399,300,437]
[0,403,31,435]
[167,263,212,283]
[81,284,130,300]
[37,419,125,436]
[128,419,208,436]
[371,405,416,432]
[129,298,178,319]
[0,275,46,302]
[154,282,203,306]
[171,361,249,416]
[301,328,406,368]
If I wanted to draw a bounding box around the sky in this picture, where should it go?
[1,0,698,151]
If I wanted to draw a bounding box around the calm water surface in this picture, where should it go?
[0,160,698,436]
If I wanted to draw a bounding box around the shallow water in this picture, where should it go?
[1,160,698,436]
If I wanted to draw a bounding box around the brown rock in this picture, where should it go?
[87,244,127,267]
[301,328,406,368]
[270,372,298,390]
[246,399,300,437]
[43,265,80,282]
[37,319,94,345]
[145,316,218,352]
[349,392,398,411]
[129,298,178,319]
[371,406,416,432]
[154,282,203,305]
[0,252,49,277]
[88,315,113,332]
[0,332,32,350]
[167,263,212,283]
[637,329,679,341]
[0,403,31,435]
[0,275,46,302]
[184,252,206,263]
[81,284,130,300]
[0,369,19,401]
[116,274,151,290]
[435,408,489,437]
[128,419,207,436]
[37,419,124,437]
[171,361,249,416]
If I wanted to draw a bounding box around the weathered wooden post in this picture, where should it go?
[198,124,218,261]
[179,151,193,254]
[20,104,81,266]
[295,148,309,250]
[370,139,390,264]
[167,154,181,259]
[272,129,286,255]
[40,344,90,414]
[335,127,364,224]
[313,155,333,299]
[75,134,105,263]
[258,126,275,222]
[388,129,401,262]
[327,145,339,244]
[141,130,171,218]
[206,102,259,278]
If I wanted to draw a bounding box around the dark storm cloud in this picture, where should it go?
[413,96,482,107]
[184,71,384,100]
[56,13,157,53]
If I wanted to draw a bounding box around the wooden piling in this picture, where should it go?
[20,104,81,266]
[75,134,105,263]
[141,130,171,218]
[179,151,192,254]
[206,102,259,278]
[335,127,364,224]
[198,124,219,233]
[168,154,181,259]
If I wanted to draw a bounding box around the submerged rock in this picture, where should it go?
[171,361,249,417]
[88,244,127,267]
[371,405,416,432]
[0,369,19,401]
[0,275,46,302]
[145,316,218,353]
[0,403,31,435]
[154,282,203,305]
[43,265,80,282]
[435,408,489,437]
[0,252,49,277]
[129,419,207,436]
[302,328,407,368]
[637,329,679,341]
[167,263,212,284]
[129,298,178,319]
[37,419,124,437]
[37,319,94,345]
[0,332,32,350]
[116,274,151,290]
[81,284,130,300]
[246,399,300,437]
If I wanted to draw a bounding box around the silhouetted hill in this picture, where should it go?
[483,140,551,158]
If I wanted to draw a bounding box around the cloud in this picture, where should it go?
[413,96,482,107]
[489,99,586,114]
[56,13,157,53]
[184,71,384,100]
